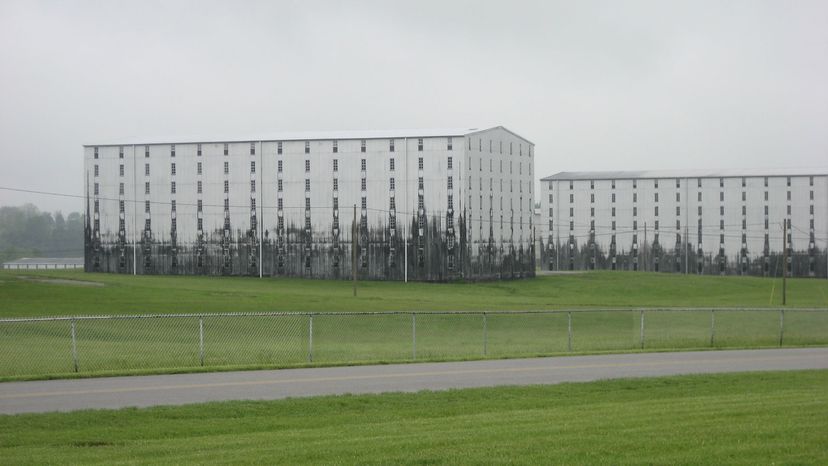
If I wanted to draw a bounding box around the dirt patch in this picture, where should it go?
[17,276,105,287]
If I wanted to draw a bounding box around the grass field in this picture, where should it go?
[1,370,825,464]
[1,270,827,379]
[2,269,828,316]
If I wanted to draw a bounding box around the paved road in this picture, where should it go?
[1,348,826,414]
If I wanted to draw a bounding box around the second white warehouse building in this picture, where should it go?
[540,169,828,277]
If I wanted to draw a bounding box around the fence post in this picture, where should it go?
[483,312,488,356]
[411,313,416,360]
[639,310,645,350]
[710,309,715,347]
[567,311,573,352]
[308,314,314,363]
[70,318,78,373]
[779,309,785,347]
[199,317,204,366]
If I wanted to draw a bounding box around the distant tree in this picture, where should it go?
[0,205,84,263]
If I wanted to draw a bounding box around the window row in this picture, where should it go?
[467,139,531,157]
[560,176,817,190]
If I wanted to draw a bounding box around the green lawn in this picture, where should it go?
[1,269,827,316]
[1,271,827,380]
[1,370,825,465]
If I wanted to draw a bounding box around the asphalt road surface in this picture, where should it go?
[1,348,826,414]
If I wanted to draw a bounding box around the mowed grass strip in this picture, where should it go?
[1,270,827,379]
[0,370,826,465]
[1,270,827,317]
[1,307,826,379]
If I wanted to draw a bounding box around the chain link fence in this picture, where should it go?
[1,309,826,378]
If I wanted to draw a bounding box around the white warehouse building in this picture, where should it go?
[540,169,828,277]
[84,126,535,281]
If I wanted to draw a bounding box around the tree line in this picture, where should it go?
[0,204,84,264]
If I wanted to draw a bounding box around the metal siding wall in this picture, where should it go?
[86,132,534,280]
[464,128,534,276]
[539,173,827,276]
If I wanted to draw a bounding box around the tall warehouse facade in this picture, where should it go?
[540,169,828,277]
[84,127,535,280]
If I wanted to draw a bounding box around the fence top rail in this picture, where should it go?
[1,308,826,322]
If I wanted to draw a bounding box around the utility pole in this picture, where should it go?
[783,218,789,302]
[352,204,357,297]
[404,137,408,283]
[258,141,263,278]
[684,223,689,274]
[132,145,137,275]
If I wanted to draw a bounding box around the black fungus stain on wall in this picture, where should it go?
[538,237,827,277]
[85,211,536,281]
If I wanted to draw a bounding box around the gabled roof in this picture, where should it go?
[84,126,533,147]
[542,167,828,181]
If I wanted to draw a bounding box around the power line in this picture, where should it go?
[1,185,826,240]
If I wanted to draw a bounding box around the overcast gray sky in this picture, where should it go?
[1,0,826,213]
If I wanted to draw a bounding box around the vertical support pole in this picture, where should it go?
[199,317,204,366]
[483,312,488,356]
[411,313,416,360]
[132,144,137,275]
[685,178,689,275]
[352,205,357,297]
[71,318,78,373]
[258,141,263,278]
[404,136,408,284]
[710,309,716,347]
[639,309,645,350]
[782,219,787,305]
[308,314,314,363]
[567,311,573,352]
[779,309,785,347]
